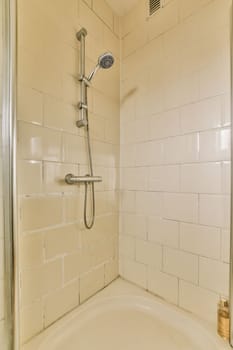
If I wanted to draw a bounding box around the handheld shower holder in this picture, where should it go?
[78,74,91,87]
[78,102,88,110]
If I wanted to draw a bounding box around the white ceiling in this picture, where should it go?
[105,0,139,16]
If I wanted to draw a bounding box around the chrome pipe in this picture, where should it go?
[76,28,88,128]
[65,173,102,185]
[76,28,87,73]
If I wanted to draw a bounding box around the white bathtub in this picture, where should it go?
[23,278,230,350]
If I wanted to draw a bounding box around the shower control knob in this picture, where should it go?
[65,174,75,184]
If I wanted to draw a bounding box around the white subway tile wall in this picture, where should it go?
[17,0,120,344]
[120,0,231,324]
[17,0,232,344]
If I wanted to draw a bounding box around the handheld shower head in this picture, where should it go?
[98,52,114,69]
[88,52,114,82]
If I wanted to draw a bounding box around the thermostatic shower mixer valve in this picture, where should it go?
[64,27,114,229]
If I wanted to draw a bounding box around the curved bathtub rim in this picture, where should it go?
[39,295,230,350]
[22,279,231,350]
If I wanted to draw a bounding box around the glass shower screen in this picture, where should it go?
[0,0,17,348]
[0,1,7,347]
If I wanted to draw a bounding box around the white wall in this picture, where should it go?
[16,0,232,342]
[120,0,231,324]
[17,0,120,344]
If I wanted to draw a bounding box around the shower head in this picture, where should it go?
[98,52,114,69]
[88,52,114,82]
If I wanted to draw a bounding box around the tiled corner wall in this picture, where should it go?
[120,0,231,324]
[17,0,120,344]
[17,0,232,344]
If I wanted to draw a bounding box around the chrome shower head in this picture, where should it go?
[98,52,114,69]
[88,52,114,82]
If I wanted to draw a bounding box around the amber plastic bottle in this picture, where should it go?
[217,299,230,340]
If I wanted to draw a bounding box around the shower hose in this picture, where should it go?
[83,92,95,230]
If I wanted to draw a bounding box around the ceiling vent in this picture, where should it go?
[149,0,161,16]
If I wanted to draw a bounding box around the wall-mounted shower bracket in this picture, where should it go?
[78,74,91,87]
[76,28,87,40]
[78,102,88,110]
[65,173,102,185]
[76,119,88,128]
